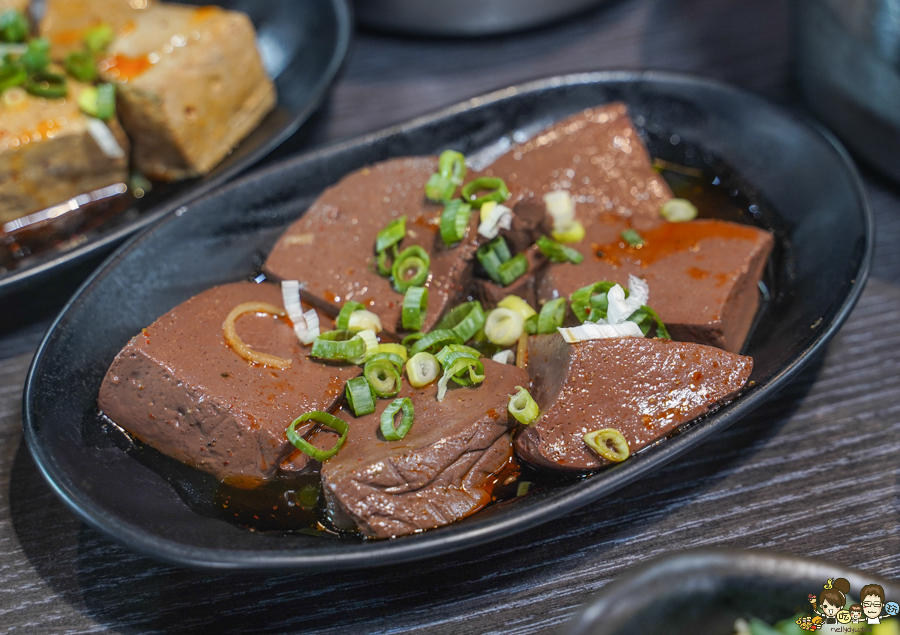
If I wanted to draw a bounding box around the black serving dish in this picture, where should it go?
[562,549,899,635]
[23,72,872,570]
[0,0,352,298]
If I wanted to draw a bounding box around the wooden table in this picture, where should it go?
[3,0,899,632]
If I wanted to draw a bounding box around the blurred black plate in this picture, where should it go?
[563,549,899,635]
[23,72,872,570]
[0,0,352,298]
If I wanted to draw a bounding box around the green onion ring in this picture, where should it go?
[406,351,440,388]
[497,253,528,286]
[437,358,485,401]
[64,51,98,82]
[570,281,618,322]
[536,298,567,334]
[583,428,630,462]
[425,173,455,203]
[286,411,349,462]
[402,286,429,331]
[26,70,67,99]
[461,177,510,209]
[476,236,514,284]
[310,330,365,364]
[508,386,539,425]
[438,150,467,185]
[408,328,463,356]
[336,300,365,330]
[345,376,376,416]
[95,82,116,120]
[536,235,584,264]
[391,245,430,293]
[375,216,406,254]
[435,344,481,366]
[525,314,538,335]
[376,343,408,362]
[435,301,485,342]
[0,9,28,43]
[401,332,426,349]
[380,397,414,441]
[0,62,26,90]
[366,351,405,370]
[620,228,645,247]
[84,23,115,53]
[364,358,402,398]
[437,351,482,386]
[439,199,472,246]
[20,37,50,73]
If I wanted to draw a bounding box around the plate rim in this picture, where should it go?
[23,70,874,570]
[0,0,354,299]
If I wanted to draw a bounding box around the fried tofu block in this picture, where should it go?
[40,0,155,58]
[98,282,360,483]
[265,157,481,335]
[0,82,129,225]
[98,3,276,181]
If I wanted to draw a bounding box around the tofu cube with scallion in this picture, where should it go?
[40,0,156,58]
[0,79,129,225]
[97,2,276,181]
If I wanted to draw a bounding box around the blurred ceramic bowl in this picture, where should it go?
[795,0,900,184]
[353,0,610,36]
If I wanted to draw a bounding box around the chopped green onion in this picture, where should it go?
[583,428,630,462]
[375,216,406,254]
[26,70,67,98]
[364,357,401,398]
[626,305,671,339]
[367,351,405,370]
[660,198,698,223]
[375,246,395,276]
[536,235,584,264]
[516,481,531,497]
[536,298,567,334]
[401,332,426,349]
[408,328,463,356]
[437,357,484,401]
[286,411,349,462]
[20,37,49,73]
[77,84,116,120]
[570,281,618,323]
[552,220,585,244]
[426,150,467,202]
[476,236,511,283]
[381,397,415,441]
[310,329,372,364]
[508,386,539,425]
[497,253,528,286]
[376,343,408,363]
[336,301,365,330]
[348,309,383,333]
[497,295,536,321]
[621,228,645,247]
[402,286,428,331]
[435,343,481,366]
[406,351,440,388]
[544,190,576,229]
[0,9,27,43]
[84,23,115,53]
[0,62,25,90]
[461,177,510,209]
[439,199,472,245]
[64,51,98,82]
[346,376,376,416]
[435,301,485,342]
[391,245,430,293]
[484,308,525,347]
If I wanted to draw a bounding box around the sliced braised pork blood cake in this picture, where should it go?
[321,359,529,539]
[264,157,481,334]
[98,282,359,482]
[537,219,774,352]
[517,334,753,472]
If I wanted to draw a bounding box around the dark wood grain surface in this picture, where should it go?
[3,0,900,632]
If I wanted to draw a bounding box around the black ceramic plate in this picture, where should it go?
[23,72,872,570]
[562,549,899,635]
[0,0,352,298]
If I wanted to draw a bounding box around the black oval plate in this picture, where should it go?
[0,0,352,298]
[562,548,899,635]
[23,72,872,570]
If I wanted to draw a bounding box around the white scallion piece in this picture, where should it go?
[348,309,383,334]
[492,349,515,365]
[87,118,126,159]
[477,201,513,239]
[557,321,643,343]
[281,280,320,345]
[543,190,576,230]
[625,274,649,315]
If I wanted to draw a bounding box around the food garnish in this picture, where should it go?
[286,412,349,462]
[508,386,539,425]
[380,397,415,441]
[222,302,292,369]
[583,428,630,462]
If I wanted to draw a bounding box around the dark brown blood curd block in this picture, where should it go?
[321,359,529,538]
[516,334,752,472]
[98,282,359,483]
[264,157,480,334]
[537,219,774,352]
